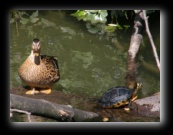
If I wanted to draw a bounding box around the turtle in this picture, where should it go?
[98,82,142,110]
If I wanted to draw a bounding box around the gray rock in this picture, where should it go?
[133,92,160,117]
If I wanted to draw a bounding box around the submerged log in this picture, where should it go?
[140,57,160,74]
[10,94,100,122]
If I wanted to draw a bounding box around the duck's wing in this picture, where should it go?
[41,55,60,82]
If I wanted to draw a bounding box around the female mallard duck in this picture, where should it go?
[18,38,60,95]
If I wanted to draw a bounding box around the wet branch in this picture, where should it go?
[10,94,100,122]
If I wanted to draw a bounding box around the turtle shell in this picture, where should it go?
[99,86,133,108]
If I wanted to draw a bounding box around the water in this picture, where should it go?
[10,10,160,122]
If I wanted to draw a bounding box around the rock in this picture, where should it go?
[133,92,160,117]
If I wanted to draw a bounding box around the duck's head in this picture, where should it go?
[32,38,41,57]
[32,38,41,65]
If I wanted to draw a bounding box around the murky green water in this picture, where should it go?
[10,10,160,122]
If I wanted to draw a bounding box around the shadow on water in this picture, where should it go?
[10,10,160,122]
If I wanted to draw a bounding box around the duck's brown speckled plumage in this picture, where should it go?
[18,38,60,94]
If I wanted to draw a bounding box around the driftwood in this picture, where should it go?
[125,10,145,84]
[126,10,160,82]
[10,94,100,122]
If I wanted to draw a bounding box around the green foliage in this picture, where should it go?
[107,10,131,32]
[71,10,109,35]
[71,10,108,24]
[10,10,39,25]
[10,10,60,37]
[105,24,123,33]
[10,10,40,37]
[71,10,131,35]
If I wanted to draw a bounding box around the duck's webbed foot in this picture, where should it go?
[25,88,39,95]
[40,88,51,94]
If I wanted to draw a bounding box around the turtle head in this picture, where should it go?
[128,81,142,90]
[132,82,142,96]
[136,82,142,90]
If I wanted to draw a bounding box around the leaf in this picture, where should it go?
[72,10,107,24]
[71,10,87,19]
[105,24,117,32]
[115,24,123,29]
[99,14,107,23]
[41,18,56,27]
[123,25,130,29]
[86,13,94,22]
[91,14,100,24]
[30,10,39,19]
[30,17,39,23]
[18,11,29,17]
[87,28,99,34]
[86,23,99,34]
[20,17,29,25]
[88,10,98,13]
[100,10,108,18]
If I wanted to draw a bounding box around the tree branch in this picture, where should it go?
[10,108,32,122]
[142,10,160,71]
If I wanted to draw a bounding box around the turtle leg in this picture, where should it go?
[131,95,138,102]
[124,95,138,111]
[124,103,131,111]
[40,87,52,94]
[124,99,133,111]
[25,87,39,95]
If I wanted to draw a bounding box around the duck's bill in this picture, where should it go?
[34,52,39,56]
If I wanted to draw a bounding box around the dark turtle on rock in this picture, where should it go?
[99,82,142,110]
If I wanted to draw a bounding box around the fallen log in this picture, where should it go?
[10,94,100,122]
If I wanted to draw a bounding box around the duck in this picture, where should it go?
[18,38,60,95]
